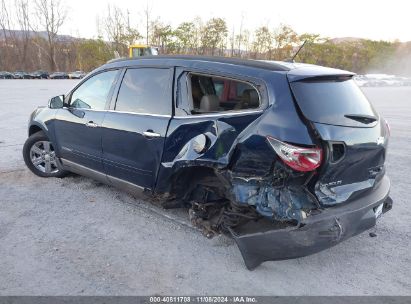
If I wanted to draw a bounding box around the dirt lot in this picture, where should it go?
[0,80,410,295]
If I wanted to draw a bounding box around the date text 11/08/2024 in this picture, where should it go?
[149,296,257,303]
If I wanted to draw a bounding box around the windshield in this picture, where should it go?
[290,78,377,127]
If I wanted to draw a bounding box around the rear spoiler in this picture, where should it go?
[287,65,355,82]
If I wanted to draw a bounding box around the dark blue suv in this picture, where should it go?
[23,56,392,269]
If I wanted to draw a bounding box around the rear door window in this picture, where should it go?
[115,68,171,115]
[188,73,260,114]
[290,78,377,127]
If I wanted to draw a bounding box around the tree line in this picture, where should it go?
[1,0,410,75]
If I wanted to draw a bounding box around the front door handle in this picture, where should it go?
[143,130,161,138]
[85,121,99,128]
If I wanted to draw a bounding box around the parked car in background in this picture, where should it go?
[13,71,31,79]
[0,71,13,79]
[49,72,69,79]
[68,71,86,79]
[401,78,411,86]
[30,70,49,79]
[356,73,411,87]
[23,56,393,269]
[362,79,386,87]
[353,75,368,86]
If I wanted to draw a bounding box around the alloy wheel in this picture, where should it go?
[29,141,59,174]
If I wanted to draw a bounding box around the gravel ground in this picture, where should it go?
[0,80,410,295]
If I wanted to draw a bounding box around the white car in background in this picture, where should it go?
[68,71,86,79]
[356,74,411,87]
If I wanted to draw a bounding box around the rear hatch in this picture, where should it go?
[288,71,389,205]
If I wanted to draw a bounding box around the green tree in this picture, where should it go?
[200,17,228,55]
[272,24,299,60]
[76,38,112,71]
[252,26,272,59]
[150,20,175,53]
[174,21,199,53]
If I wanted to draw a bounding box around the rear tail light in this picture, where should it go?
[267,136,323,172]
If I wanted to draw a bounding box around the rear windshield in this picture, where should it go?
[290,79,377,127]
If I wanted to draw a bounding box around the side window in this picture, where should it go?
[115,68,171,115]
[70,70,118,110]
[189,73,260,114]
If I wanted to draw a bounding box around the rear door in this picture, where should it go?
[101,67,173,190]
[155,68,268,194]
[289,76,389,205]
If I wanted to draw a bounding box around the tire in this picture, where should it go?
[23,131,68,178]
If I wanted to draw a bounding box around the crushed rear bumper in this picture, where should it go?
[230,175,392,270]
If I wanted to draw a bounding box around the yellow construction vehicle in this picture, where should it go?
[128,44,159,58]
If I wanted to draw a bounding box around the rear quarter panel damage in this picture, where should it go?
[155,71,318,223]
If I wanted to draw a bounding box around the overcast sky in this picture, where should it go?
[62,0,410,42]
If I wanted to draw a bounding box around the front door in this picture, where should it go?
[54,69,120,172]
[101,67,173,190]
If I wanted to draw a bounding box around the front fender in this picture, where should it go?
[28,106,58,145]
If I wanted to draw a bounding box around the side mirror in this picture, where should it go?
[48,95,65,109]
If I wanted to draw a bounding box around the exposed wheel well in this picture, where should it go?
[169,166,228,201]
[29,125,43,136]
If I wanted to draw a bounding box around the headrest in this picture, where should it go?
[242,89,259,108]
[200,95,220,112]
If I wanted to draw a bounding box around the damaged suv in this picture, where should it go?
[23,56,393,269]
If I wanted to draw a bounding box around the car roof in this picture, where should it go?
[105,55,291,71]
[102,55,354,80]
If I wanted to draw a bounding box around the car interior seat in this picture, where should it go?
[200,95,220,112]
[191,76,203,110]
[234,89,259,110]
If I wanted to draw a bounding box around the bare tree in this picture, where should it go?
[237,13,244,57]
[0,0,13,69]
[103,5,125,54]
[0,0,10,40]
[102,5,141,57]
[33,0,67,71]
[143,2,151,45]
[15,0,31,69]
[229,25,235,57]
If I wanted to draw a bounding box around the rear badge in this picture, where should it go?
[324,180,343,187]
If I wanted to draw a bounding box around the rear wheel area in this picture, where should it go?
[23,131,68,178]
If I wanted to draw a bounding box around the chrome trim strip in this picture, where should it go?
[60,158,146,196]
[62,107,263,118]
[174,109,264,119]
[62,107,172,118]
[107,174,146,196]
[106,110,171,118]
[60,158,109,184]
[62,107,107,113]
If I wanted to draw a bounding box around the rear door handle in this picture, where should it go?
[85,121,99,128]
[143,131,161,138]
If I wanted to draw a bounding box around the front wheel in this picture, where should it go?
[23,131,68,178]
